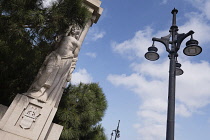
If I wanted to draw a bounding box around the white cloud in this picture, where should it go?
[130,60,169,80]
[176,61,210,110]
[112,27,160,60]
[161,0,168,4]
[140,98,167,113]
[134,122,166,140]
[93,31,105,41]
[86,27,106,42]
[176,104,191,117]
[71,69,93,85]
[85,52,97,58]
[203,1,210,20]
[185,0,210,20]
[179,13,210,45]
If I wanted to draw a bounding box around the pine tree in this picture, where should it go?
[0,0,90,106]
[54,83,108,140]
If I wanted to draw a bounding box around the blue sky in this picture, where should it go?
[46,0,210,139]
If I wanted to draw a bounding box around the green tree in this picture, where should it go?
[54,83,108,140]
[0,0,90,106]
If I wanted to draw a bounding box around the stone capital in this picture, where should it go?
[84,0,103,24]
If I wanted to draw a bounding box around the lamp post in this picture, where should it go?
[145,8,202,140]
[110,120,120,140]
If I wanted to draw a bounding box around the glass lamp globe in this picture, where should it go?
[145,46,159,61]
[183,39,202,56]
[176,62,184,76]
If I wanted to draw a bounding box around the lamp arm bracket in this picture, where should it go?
[176,30,194,50]
[152,34,171,52]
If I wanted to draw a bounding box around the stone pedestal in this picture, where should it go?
[0,94,63,140]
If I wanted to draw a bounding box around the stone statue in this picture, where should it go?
[25,26,81,102]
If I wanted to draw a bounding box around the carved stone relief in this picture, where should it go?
[19,104,41,129]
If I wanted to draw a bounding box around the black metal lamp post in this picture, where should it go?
[145,8,202,140]
[110,120,120,140]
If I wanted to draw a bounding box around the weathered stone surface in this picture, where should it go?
[25,31,81,103]
[84,0,103,24]
[0,130,30,140]
[45,123,63,140]
[0,94,62,140]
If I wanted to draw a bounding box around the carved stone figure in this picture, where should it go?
[25,27,81,102]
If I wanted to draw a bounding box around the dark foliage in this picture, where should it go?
[54,83,107,140]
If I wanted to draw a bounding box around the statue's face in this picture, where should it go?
[70,27,80,39]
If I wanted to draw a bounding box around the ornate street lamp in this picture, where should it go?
[145,8,202,140]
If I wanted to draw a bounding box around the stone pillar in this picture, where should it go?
[0,0,103,140]
[66,0,103,84]
[80,0,103,42]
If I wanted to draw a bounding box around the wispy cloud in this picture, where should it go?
[161,0,168,4]
[85,52,97,58]
[112,27,160,60]
[92,31,105,41]
[185,0,210,20]
[86,27,106,42]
